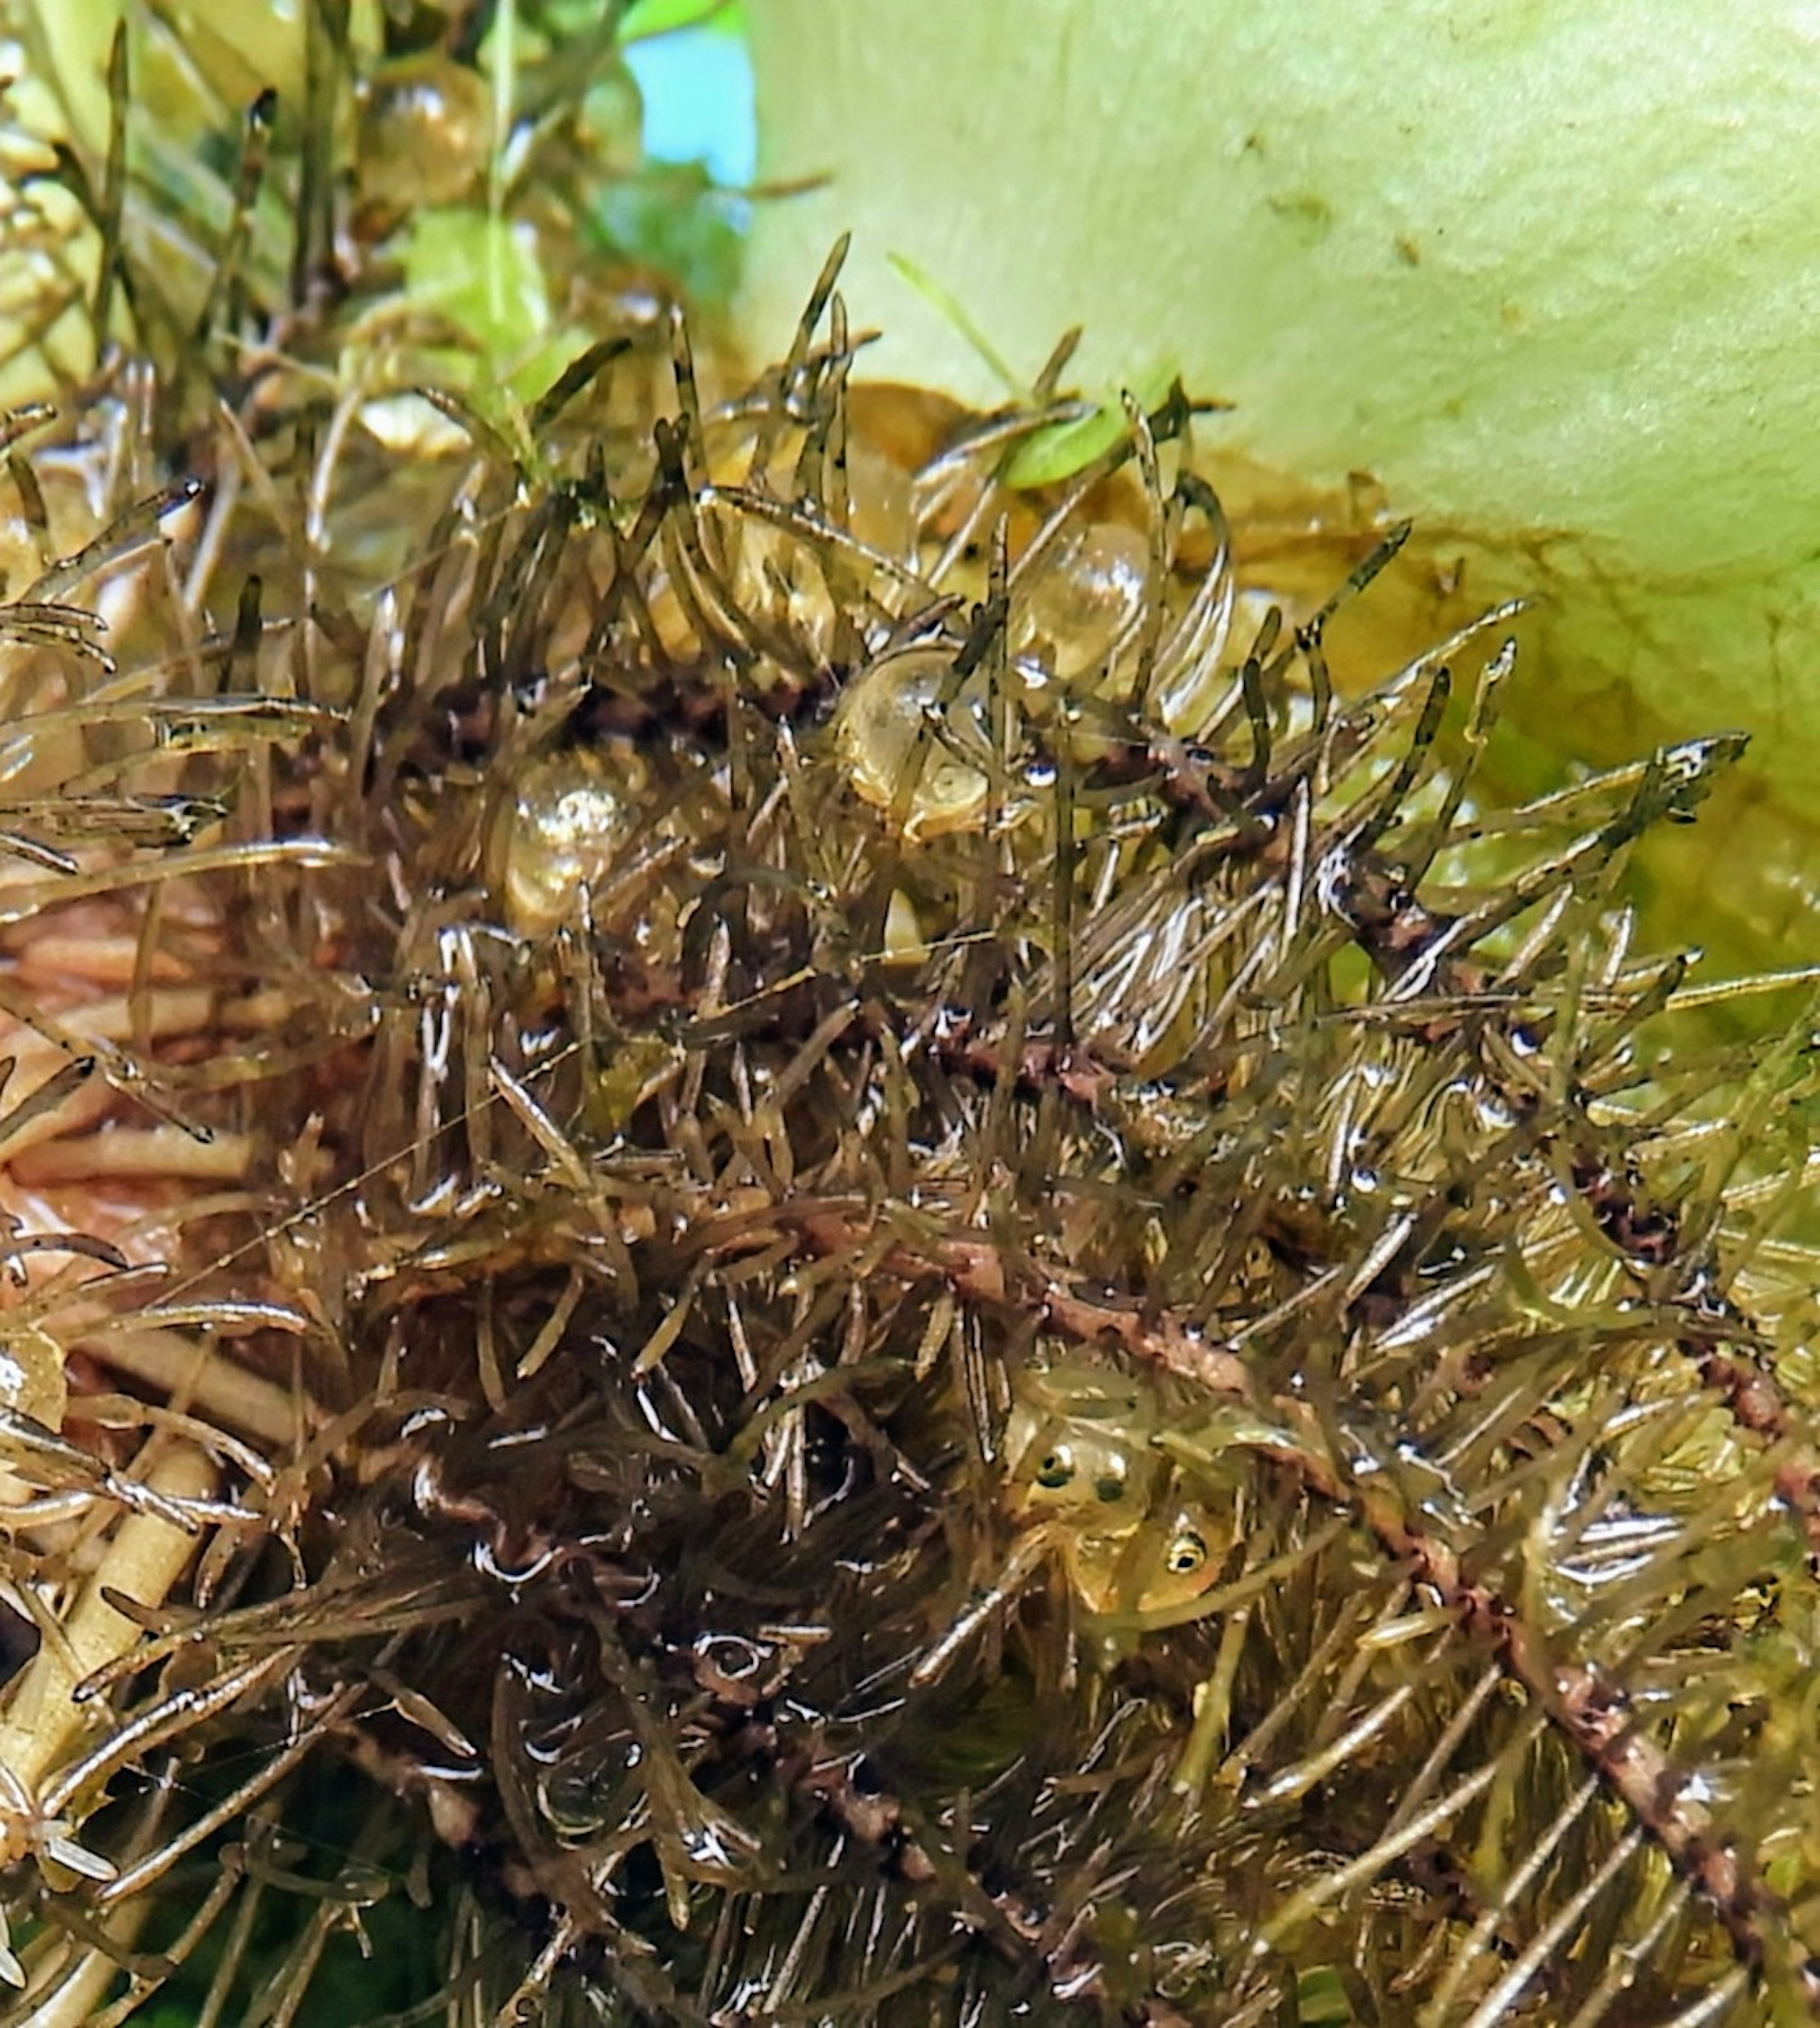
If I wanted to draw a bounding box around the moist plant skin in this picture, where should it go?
[2,10,1820,2028]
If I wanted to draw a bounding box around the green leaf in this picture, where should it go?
[593,168,745,307]
[399,205,551,363]
[621,0,746,42]
[1001,367,1180,490]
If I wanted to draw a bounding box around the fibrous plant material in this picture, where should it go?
[2,8,1820,2027]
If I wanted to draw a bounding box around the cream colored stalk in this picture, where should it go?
[0,1443,216,1797]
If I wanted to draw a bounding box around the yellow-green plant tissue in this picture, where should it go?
[742,0,1820,966]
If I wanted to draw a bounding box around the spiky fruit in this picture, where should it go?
[2,12,1820,2028]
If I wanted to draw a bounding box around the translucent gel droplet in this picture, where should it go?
[357,55,493,211]
[1018,521,1149,682]
[492,745,646,938]
[834,648,991,839]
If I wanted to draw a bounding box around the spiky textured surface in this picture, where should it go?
[1,9,1820,2027]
